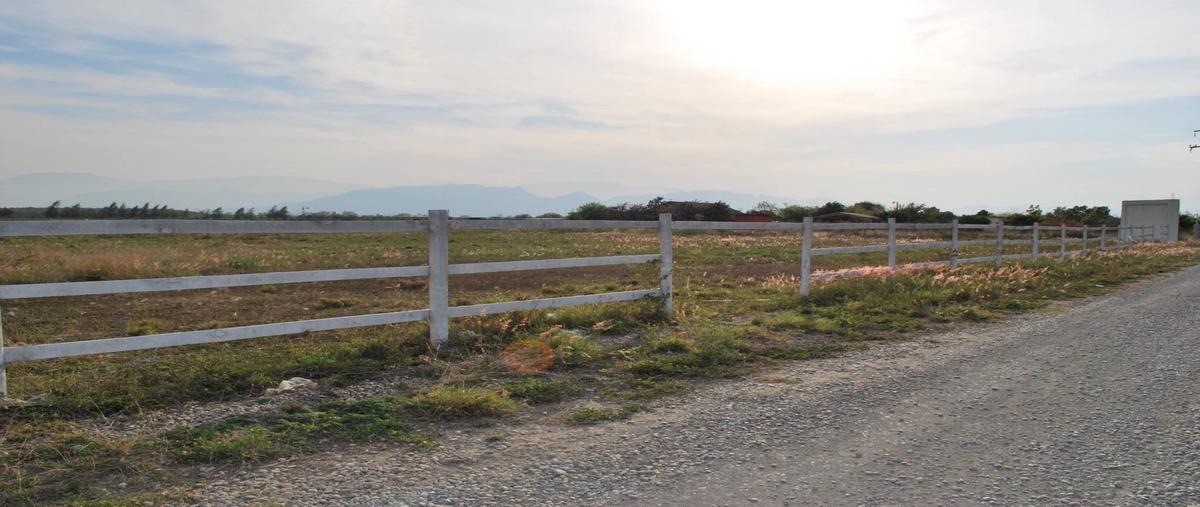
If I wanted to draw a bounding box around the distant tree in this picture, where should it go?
[567,202,609,220]
[0,207,12,218]
[512,213,532,219]
[667,200,737,221]
[847,201,886,216]
[778,204,818,222]
[881,202,954,223]
[568,198,736,221]
[1003,205,1044,226]
[1046,205,1115,227]
[537,212,563,219]
[814,201,847,216]
[264,206,290,219]
[44,200,61,218]
[750,201,780,217]
[1181,213,1198,234]
[210,207,224,219]
[62,203,84,218]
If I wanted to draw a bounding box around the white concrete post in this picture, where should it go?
[1193,221,1199,240]
[1100,226,1107,250]
[1082,225,1089,255]
[658,213,673,315]
[800,217,813,296]
[0,301,6,398]
[1060,225,1067,258]
[1032,222,1040,258]
[887,218,897,268]
[428,210,450,347]
[950,219,960,267]
[994,223,1004,267]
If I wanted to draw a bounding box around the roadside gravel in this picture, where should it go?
[190,266,1200,506]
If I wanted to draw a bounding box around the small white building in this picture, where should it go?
[1120,199,1179,241]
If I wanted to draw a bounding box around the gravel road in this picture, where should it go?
[197,266,1200,506]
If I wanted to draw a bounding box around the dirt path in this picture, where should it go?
[195,266,1200,506]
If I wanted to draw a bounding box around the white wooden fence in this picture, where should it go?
[0,212,1161,397]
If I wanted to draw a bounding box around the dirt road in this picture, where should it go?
[200,266,1200,506]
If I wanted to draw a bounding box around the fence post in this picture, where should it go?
[950,219,960,267]
[428,210,450,347]
[1100,226,1107,250]
[0,301,6,398]
[1060,225,1067,258]
[1082,225,1089,255]
[1193,221,1199,240]
[658,213,673,315]
[800,217,813,296]
[887,218,897,268]
[994,223,1004,267]
[1032,222,1040,258]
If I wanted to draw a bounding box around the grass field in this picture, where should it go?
[0,228,1190,504]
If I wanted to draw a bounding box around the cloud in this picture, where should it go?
[0,0,1199,211]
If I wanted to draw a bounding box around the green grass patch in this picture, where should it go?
[504,379,573,404]
[124,318,170,336]
[406,387,518,419]
[566,403,647,424]
[171,397,426,464]
[768,342,864,360]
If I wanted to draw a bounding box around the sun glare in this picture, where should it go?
[651,0,924,87]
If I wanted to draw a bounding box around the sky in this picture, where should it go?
[1,0,1198,213]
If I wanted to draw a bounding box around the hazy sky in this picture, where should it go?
[1,0,1198,211]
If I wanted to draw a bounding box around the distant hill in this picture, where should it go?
[296,185,597,216]
[603,190,805,212]
[0,172,815,216]
[0,172,363,210]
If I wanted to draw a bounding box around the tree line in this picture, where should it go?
[567,198,1139,227]
[1,198,1191,229]
[0,202,341,220]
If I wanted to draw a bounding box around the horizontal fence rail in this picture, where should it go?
[0,214,1160,397]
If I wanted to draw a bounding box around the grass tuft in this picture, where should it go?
[406,387,518,419]
[124,318,169,336]
[505,378,572,404]
[566,404,647,424]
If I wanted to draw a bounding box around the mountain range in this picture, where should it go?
[0,172,805,216]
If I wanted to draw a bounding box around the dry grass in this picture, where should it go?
[0,230,1196,505]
